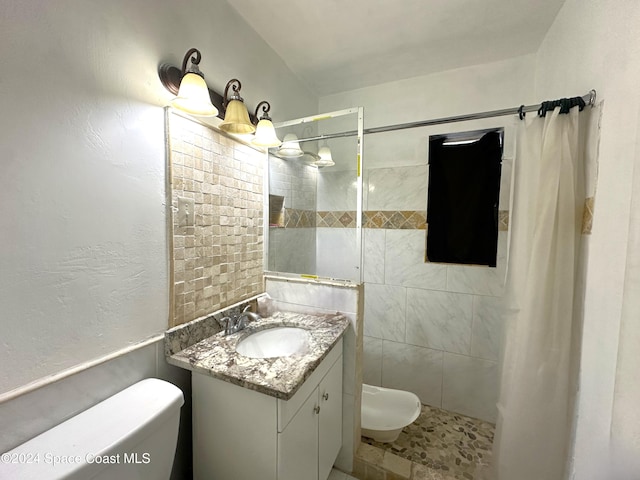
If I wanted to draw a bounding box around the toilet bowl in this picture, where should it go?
[1,378,184,480]
[361,383,422,443]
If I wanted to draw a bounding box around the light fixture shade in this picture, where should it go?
[312,146,335,167]
[220,99,256,134]
[252,119,282,147]
[171,72,218,117]
[278,133,304,158]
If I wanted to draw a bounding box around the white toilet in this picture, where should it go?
[1,378,184,480]
[361,384,422,443]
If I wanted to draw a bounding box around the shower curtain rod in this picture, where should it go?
[296,89,597,144]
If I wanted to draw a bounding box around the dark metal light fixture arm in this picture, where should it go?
[159,52,225,117]
[181,48,201,74]
[254,101,271,124]
[223,79,243,109]
[159,49,260,123]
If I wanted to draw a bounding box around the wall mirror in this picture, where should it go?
[265,107,364,283]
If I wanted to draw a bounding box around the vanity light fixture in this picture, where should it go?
[301,151,321,162]
[160,51,281,140]
[311,145,335,167]
[277,133,304,158]
[219,79,256,134]
[158,48,218,117]
[251,101,282,147]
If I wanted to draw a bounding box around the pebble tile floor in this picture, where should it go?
[362,404,495,480]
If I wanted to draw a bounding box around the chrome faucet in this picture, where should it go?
[218,305,261,336]
[219,316,234,336]
[238,304,260,326]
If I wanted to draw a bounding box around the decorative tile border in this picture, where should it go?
[498,201,593,234]
[318,211,358,228]
[278,201,594,234]
[365,210,427,230]
[316,210,506,231]
[582,196,594,234]
[284,208,317,228]
[498,210,509,231]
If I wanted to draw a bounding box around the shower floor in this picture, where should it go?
[358,404,495,480]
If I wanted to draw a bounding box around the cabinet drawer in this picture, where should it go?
[278,338,343,432]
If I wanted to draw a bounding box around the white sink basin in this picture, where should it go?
[236,327,310,358]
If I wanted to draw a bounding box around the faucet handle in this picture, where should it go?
[218,316,234,335]
[242,304,252,313]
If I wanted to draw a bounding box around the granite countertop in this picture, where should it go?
[166,311,349,400]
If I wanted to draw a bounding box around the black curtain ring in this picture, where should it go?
[518,105,525,120]
[538,101,547,117]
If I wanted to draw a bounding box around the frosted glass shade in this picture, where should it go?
[252,119,282,147]
[278,133,304,158]
[171,72,218,117]
[220,99,256,134]
[312,146,335,167]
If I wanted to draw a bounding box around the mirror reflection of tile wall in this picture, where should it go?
[267,155,317,275]
[167,112,265,326]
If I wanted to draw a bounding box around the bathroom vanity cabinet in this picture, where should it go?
[192,339,343,480]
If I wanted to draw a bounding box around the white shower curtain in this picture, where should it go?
[492,106,584,480]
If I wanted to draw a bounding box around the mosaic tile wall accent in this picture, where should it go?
[168,112,264,327]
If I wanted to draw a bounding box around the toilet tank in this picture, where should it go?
[0,378,184,480]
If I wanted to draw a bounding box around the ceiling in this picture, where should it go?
[226,0,566,97]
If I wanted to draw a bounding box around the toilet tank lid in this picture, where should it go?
[1,378,184,479]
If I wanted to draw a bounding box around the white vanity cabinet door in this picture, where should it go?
[192,373,278,480]
[318,355,343,480]
[277,389,319,480]
[278,353,343,480]
[192,340,345,480]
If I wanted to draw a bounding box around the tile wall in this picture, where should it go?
[168,112,265,326]
[356,161,509,423]
[362,229,507,422]
[268,155,317,275]
[316,170,361,281]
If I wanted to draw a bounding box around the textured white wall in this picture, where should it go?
[612,104,640,475]
[0,0,316,396]
[533,1,640,478]
[320,55,536,147]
